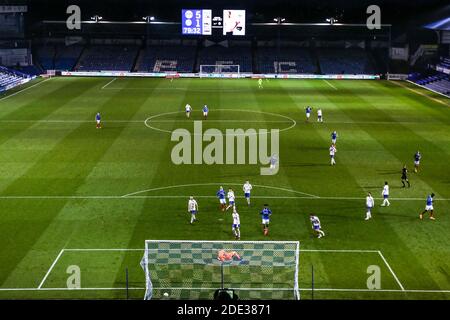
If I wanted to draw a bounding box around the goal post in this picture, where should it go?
[140,240,300,300]
[199,64,240,78]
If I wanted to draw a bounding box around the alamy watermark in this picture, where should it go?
[366,265,381,290]
[170,121,279,175]
[66,5,81,30]
[66,265,81,289]
[367,5,381,30]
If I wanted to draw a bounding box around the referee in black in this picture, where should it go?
[401,164,411,188]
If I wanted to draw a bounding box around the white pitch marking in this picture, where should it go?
[37,249,65,289]
[0,120,144,124]
[390,80,449,107]
[121,182,318,198]
[101,78,117,90]
[144,109,297,135]
[0,195,448,201]
[0,119,442,125]
[0,287,448,293]
[5,247,446,294]
[141,119,293,123]
[323,79,338,90]
[0,78,52,102]
[377,251,405,291]
[406,80,450,101]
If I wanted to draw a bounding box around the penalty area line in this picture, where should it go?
[378,251,405,291]
[37,249,65,289]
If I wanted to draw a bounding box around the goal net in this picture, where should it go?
[140,240,300,300]
[199,64,240,78]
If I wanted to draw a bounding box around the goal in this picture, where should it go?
[199,64,240,78]
[140,240,300,300]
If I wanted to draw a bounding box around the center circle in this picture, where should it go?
[144,109,297,136]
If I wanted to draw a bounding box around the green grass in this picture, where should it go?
[0,76,448,300]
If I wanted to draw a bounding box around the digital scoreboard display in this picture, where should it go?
[181,9,212,35]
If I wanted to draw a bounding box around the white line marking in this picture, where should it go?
[0,287,449,293]
[121,182,318,198]
[144,109,297,135]
[107,248,383,253]
[37,249,65,289]
[154,287,450,293]
[323,79,338,90]
[302,249,379,253]
[406,80,450,100]
[0,119,444,125]
[0,120,143,124]
[102,87,261,92]
[0,247,444,294]
[390,80,449,107]
[143,119,293,123]
[0,78,52,102]
[0,195,447,201]
[64,248,143,252]
[101,78,117,90]
[377,251,405,291]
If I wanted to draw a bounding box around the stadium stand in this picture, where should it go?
[136,46,196,72]
[35,45,55,70]
[54,45,83,71]
[256,47,317,74]
[317,48,376,74]
[409,71,450,96]
[0,66,31,91]
[437,56,450,69]
[76,45,139,71]
[35,44,82,71]
[198,45,252,72]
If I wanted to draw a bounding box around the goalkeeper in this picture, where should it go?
[217,250,241,262]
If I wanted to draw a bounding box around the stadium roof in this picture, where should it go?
[25,0,449,26]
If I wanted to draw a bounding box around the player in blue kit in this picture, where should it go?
[420,193,435,220]
[305,106,312,122]
[331,131,338,145]
[216,186,226,212]
[95,112,102,129]
[260,204,272,236]
[202,105,209,119]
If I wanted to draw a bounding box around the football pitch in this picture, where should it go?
[0,76,448,300]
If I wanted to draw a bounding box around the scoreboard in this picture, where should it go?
[181,9,246,36]
[181,9,212,35]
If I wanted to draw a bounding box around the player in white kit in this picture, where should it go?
[232,207,241,240]
[329,144,337,165]
[226,189,235,211]
[187,196,198,224]
[365,192,374,220]
[381,182,390,207]
[185,104,192,118]
[243,181,252,206]
[310,215,325,238]
[317,108,323,122]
